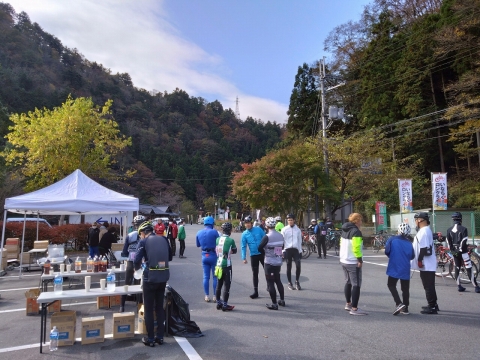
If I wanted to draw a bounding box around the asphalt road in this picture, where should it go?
[1,223,479,359]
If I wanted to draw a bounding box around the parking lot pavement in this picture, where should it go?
[1,224,480,359]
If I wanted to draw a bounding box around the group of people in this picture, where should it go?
[348,211,480,318]
[196,213,304,310]
[87,221,118,257]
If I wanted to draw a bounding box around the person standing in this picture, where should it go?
[134,221,172,347]
[446,212,480,293]
[120,215,145,312]
[259,217,285,310]
[177,219,187,258]
[196,216,218,302]
[241,215,266,299]
[339,213,367,315]
[87,222,100,258]
[99,226,118,257]
[166,219,178,257]
[411,212,439,314]
[325,217,334,231]
[154,218,165,236]
[315,220,327,259]
[214,222,237,312]
[274,216,284,232]
[281,213,303,290]
[385,223,415,315]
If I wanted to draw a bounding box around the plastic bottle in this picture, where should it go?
[75,256,82,273]
[106,269,116,292]
[54,273,63,294]
[93,256,99,273]
[44,260,51,275]
[49,326,59,351]
[86,256,93,272]
[102,257,107,272]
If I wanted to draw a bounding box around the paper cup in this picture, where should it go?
[85,276,91,292]
[100,279,106,290]
[66,264,71,273]
[123,285,128,292]
[59,264,65,273]
[112,266,116,271]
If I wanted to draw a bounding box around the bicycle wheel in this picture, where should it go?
[372,238,380,252]
[470,251,480,270]
[334,241,339,256]
[326,237,332,250]
[458,262,479,284]
[301,241,311,259]
[436,253,450,276]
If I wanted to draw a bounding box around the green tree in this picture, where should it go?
[2,96,131,190]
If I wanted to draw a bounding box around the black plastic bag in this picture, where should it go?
[165,284,204,338]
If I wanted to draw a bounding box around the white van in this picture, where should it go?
[6,218,52,228]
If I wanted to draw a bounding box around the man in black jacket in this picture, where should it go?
[87,222,100,258]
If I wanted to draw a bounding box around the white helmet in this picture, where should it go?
[265,217,276,228]
[275,216,281,222]
[134,215,146,225]
[398,223,411,236]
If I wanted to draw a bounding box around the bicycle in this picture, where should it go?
[371,230,391,253]
[436,245,479,283]
[300,230,316,259]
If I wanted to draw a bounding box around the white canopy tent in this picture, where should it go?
[0,169,139,276]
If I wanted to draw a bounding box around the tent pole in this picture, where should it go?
[19,213,27,278]
[0,211,8,273]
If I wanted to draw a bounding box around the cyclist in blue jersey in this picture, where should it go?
[241,215,266,299]
[196,216,218,302]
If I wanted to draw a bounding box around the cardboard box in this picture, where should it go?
[6,238,20,246]
[113,312,135,339]
[21,252,31,264]
[111,243,124,251]
[109,295,121,308]
[97,296,110,309]
[51,311,76,346]
[6,253,18,259]
[5,244,19,252]
[34,240,49,249]
[81,316,105,345]
[25,288,41,315]
[48,300,62,314]
[137,305,157,335]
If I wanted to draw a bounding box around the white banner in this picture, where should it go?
[398,179,413,213]
[432,173,448,210]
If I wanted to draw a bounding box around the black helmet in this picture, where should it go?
[286,213,295,220]
[244,215,253,223]
[414,212,430,225]
[452,212,462,221]
[222,222,232,234]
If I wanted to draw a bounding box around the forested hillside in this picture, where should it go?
[0,3,284,213]
[282,0,480,215]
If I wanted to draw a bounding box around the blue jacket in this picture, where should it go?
[241,226,265,260]
[385,235,415,280]
[196,225,219,254]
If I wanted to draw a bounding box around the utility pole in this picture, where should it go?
[319,57,330,218]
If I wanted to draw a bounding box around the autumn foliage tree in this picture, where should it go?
[2,96,131,190]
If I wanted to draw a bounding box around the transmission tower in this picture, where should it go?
[235,96,241,120]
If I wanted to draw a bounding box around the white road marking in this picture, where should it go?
[175,336,203,360]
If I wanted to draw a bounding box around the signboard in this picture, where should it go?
[432,173,448,210]
[398,179,413,213]
[375,201,388,231]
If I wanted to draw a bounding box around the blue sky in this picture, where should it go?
[7,0,371,124]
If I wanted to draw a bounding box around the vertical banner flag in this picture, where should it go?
[432,173,448,210]
[375,201,388,231]
[398,179,413,213]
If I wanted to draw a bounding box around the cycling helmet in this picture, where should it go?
[265,217,276,228]
[134,214,146,224]
[452,212,462,221]
[286,213,295,220]
[398,223,411,236]
[221,222,233,234]
[311,219,317,223]
[244,215,253,223]
[275,216,281,222]
[203,216,214,225]
[138,221,154,233]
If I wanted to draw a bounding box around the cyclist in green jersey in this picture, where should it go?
[215,222,237,311]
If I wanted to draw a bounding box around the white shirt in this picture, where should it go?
[411,225,437,271]
[281,224,302,252]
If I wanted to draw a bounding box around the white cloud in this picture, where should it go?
[7,0,288,123]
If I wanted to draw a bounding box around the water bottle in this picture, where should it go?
[49,326,59,351]
[54,273,63,294]
[106,269,116,292]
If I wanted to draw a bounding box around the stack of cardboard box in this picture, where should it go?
[5,238,20,261]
